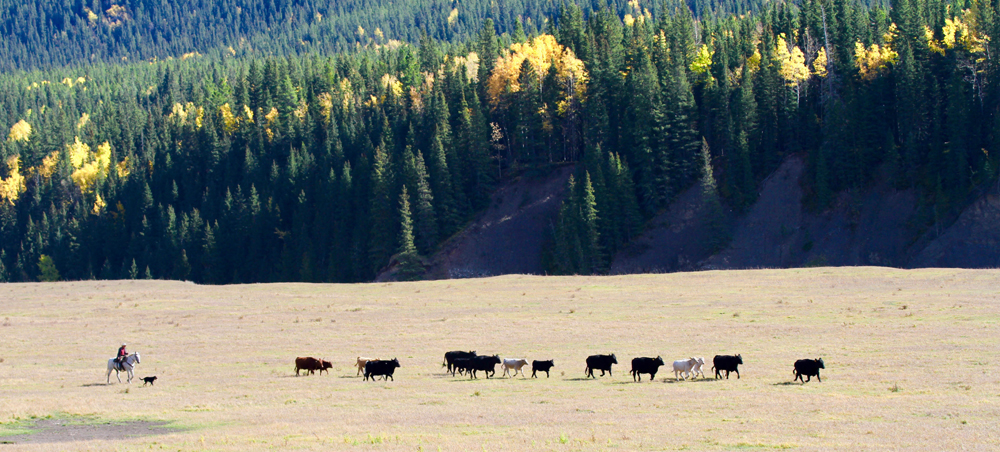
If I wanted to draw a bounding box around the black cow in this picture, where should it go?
[364,358,401,381]
[585,354,618,378]
[451,358,474,377]
[712,354,743,379]
[467,355,502,379]
[631,356,665,382]
[531,360,555,378]
[443,350,477,375]
[793,358,825,383]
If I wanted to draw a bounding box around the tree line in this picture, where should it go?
[1,0,998,283]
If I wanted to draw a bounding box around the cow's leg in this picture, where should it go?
[816,372,821,382]
[546,370,550,378]
[531,369,537,378]
[735,369,740,379]
[650,371,656,381]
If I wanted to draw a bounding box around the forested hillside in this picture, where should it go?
[1,0,671,72]
[1,0,998,283]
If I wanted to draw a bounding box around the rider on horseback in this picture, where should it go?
[115,343,128,370]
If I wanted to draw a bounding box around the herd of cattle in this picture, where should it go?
[295,352,827,383]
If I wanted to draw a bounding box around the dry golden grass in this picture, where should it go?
[1,267,998,450]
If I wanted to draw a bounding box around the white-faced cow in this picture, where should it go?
[712,354,743,379]
[501,358,529,378]
[793,358,825,383]
[355,357,378,376]
[531,360,554,378]
[585,354,617,378]
[631,356,665,381]
[673,358,698,380]
[364,358,401,381]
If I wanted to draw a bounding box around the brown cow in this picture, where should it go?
[355,357,378,376]
[295,357,329,376]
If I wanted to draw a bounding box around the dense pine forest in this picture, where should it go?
[1,0,998,283]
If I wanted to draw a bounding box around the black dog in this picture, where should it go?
[141,376,157,386]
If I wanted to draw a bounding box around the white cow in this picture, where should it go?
[673,358,698,380]
[501,358,529,378]
[355,357,379,376]
[691,357,706,379]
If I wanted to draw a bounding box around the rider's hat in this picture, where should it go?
[121,343,126,346]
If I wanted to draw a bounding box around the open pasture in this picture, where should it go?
[1,267,998,450]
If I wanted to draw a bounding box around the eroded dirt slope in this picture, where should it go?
[420,165,575,279]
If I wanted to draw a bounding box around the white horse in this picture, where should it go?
[106,352,141,384]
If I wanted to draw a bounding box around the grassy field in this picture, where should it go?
[1,267,998,450]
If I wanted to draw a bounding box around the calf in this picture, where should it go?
[631,356,665,381]
[319,359,333,375]
[673,358,698,380]
[712,354,743,379]
[691,357,706,379]
[364,358,401,381]
[585,354,617,378]
[295,357,322,376]
[501,358,529,378]
[793,358,825,383]
[443,350,477,375]
[355,357,378,376]
[531,360,554,378]
[468,355,502,379]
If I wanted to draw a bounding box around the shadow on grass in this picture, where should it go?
[773,381,804,386]
[661,378,721,384]
[563,377,596,381]
[80,383,110,387]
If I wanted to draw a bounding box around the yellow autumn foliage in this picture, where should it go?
[925,12,986,55]
[8,119,32,142]
[0,155,25,205]
[68,137,112,195]
[68,136,91,168]
[855,42,898,80]
[746,49,762,74]
[170,102,204,128]
[381,74,404,99]
[812,47,828,78]
[452,52,480,82]
[690,44,713,77]
[116,157,130,179]
[92,193,106,214]
[39,151,60,179]
[77,113,90,130]
[317,93,333,122]
[776,34,809,86]
[486,34,588,109]
[220,103,239,134]
[339,78,354,111]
